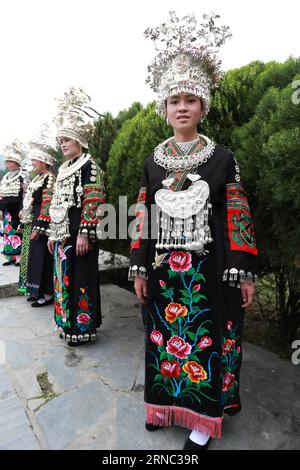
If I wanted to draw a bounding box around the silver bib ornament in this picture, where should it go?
[154,180,213,252]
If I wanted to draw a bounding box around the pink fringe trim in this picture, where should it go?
[145,403,223,439]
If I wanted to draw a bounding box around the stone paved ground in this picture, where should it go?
[0,258,300,450]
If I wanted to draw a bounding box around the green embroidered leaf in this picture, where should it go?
[196,327,209,336]
[154,374,163,382]
[168,269,177,279]
[200,381,213,389]
[186,331,196,341]
[186,267,195,276]
[161,292,171,299]
[179,297,191,306]
[160,351,168,360]
[191,307,201,313]
[179,289,190,298]
[194,273,206,282]
[193,294,208,303]
[188,355,200,361]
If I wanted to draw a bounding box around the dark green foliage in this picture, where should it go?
[232,68,300,347]
[107,103,171,207]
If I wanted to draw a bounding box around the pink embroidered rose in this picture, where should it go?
[236,346,241,353]
[193,284,201,292]
[5,224,12,233]
[197,336,213,350]
[160,360,181,378]
[3,234,9,245]
[166,336,192,359]
[169,251,192,272]
[165,302,188,323]
[150,330,164,346]
[5,213,12,222]
[226,321,233,330]
[58,246,66,261]
[8,235,21,249]
[159,280,166,288]
[222,372,235,391]
[77,313,91,324]
[63,275,69,287]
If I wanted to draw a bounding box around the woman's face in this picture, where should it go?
[166,93,203,134]
[59,137,82,159]
[5,160,20,171]
[31,159,45,173]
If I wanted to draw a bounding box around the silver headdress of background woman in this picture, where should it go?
[54,87,101,149]
[145,11,232,118]
[3,139,25,166]
[28,122,57,167]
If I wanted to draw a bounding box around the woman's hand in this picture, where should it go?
[30,230,40,240]
[76,235,90,256]
[47,239,55,254]
[134,276,148,304]
[19,210,23,219]
[0,211,3,221]
[241,282,255,308]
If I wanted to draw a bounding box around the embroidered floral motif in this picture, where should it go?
[182,361,208,383]
[37,187,54,224]
[76,288,92,332]
[222,372,235,391]
[150,330,164,346]
[80,185,103,226]
[165,303,188,322]
[161,360,181,378]
[3,211,22,255]
[169,251,192,272]
[226,183,258,255]
[130,187,147,251]
[220,319,241,406]
[54,241,71,329]
[197,336,213,350]
[148,253,217,405]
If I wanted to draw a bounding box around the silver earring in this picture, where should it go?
[166,117,169,125]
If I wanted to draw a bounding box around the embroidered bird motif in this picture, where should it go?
[152,252,168,269]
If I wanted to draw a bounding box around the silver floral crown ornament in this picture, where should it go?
[3,139,25,165]
[54,87,102,149]
[145,11,232,118]
[28,122,57,167]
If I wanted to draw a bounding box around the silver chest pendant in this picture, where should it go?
[154,179,213,252]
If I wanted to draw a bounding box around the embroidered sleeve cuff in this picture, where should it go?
[32,220,50,236]
[222,268,257,288]
[128,265,148,281]
[78,223,98,242]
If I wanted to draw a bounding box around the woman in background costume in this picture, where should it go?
[129,12,259,450]
[21,126,56,307]
[48,88,105,347]
[0,140,27,267]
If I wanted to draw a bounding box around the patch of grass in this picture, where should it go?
[36,372,56,402]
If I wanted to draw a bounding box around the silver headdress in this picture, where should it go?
[145,11,232,118]
[54,87,100,149]
[3,139,25,165]
[29,123,57,167]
